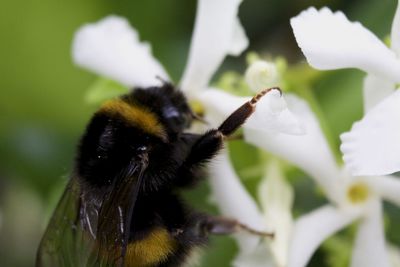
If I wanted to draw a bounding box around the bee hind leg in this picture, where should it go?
[200,216,274,238]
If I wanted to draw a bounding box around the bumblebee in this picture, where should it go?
[36,83,274,267]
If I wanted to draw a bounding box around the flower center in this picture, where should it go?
[347,182,370,204]
[189,100,205,118]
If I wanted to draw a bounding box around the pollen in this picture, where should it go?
[347,182,370,204]
[190,99,205,117]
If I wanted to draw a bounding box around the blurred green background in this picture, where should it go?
[0,0,398,266]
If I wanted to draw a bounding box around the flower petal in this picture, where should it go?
[365,175,400,207]
[72,16,169,88]
[180,0,248,95]
[288,205,359,267]
[340,90,400,176]
[245,89,305,135]
[391,0,400,56]
[229,18,249,56]
[208,151,265,254]
[258,160,293,267]
[291,7,400,82]
[351,200,390,267]
[362,74,396,112]
[244,94,342,203]
[198,89,305,135]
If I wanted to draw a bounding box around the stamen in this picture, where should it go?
[347,182,370,204]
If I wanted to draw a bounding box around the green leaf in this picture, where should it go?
[85,77,129,104]
[322,235,352,267]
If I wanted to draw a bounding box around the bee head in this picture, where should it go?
[127,83,193,138]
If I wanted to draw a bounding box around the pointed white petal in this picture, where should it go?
[244,94,342,203]
[245,89,306,135]
[351,200,390,267]
[72,16,169,88]
[208,151,265,254]
[340,90,400,176]
[228,18,249,56]
[198,89,305,135]
[391,0,400,56]
[180,0,248,95]
[291,7,400,82]
[365,175,400,206]
[288,205,359,267]
[258,161,293,267]
[363,74,396,112]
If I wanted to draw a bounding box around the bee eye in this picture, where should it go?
[163,106,180,119]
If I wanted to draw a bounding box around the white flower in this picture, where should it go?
[73,16,169,88]
[290,4,400,176]
[72,1,303,266]
[258,160,294,267]
[245,93,400,267]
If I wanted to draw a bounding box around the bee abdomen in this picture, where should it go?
[125,227,177,267]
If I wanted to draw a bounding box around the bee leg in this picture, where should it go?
[187,129,224,164]
[178,130,224,173]
[218,87,281,137]
[200,216,274,238]
[176,130,225,186]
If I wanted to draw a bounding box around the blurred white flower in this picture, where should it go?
[258,160,294,267]
[72,1,304,266]
[245,93,400,267]
[290,4,400,176]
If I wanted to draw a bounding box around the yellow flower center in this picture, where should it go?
[347,182,370,204]
[189,99,205,117]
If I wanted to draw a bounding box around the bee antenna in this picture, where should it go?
[190,111,209,125]
[155,75,171,86]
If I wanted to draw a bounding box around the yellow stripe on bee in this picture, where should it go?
[100,99,167,140]
[125,228,177,267]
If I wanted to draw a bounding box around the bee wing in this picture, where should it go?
[36,176,98,267]
[89,158,148,266]
[37,158,147,267]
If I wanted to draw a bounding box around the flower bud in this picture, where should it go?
[245,60,280,92]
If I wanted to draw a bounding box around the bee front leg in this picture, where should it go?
[174,130,224,187]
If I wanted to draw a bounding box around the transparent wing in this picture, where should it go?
[37,158,147,267]
[36,177,97,267]
[89,159,147,266]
